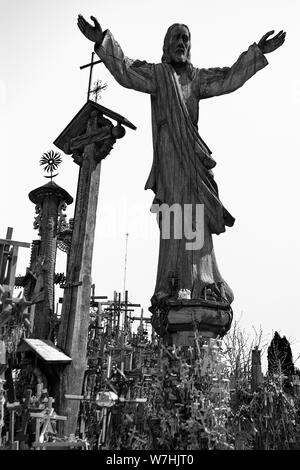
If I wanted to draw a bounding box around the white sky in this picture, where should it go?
[1,0,300,367]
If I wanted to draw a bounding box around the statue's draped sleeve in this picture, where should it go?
[198,43,268,98]
[94,30,156,94]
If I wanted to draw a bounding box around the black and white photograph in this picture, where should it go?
[0,0,299,455]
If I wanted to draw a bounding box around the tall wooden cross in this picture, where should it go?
[54,98,136,436]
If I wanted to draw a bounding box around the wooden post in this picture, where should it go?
[0,227,13,285]
[7,401,21,448]
[54,101,135,436]
[17,389,32,446]
[57,137,104,435]
[251,347,263,392]
[0,377,6,448]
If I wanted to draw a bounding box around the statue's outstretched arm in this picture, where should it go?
[77,14,156,95]
[198,43,267,99]
[198,30,285,100]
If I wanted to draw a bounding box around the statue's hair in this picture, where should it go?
[161,23,191,63]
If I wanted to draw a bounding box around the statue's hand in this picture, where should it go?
[77,14,103,43]
[258,30,286,54]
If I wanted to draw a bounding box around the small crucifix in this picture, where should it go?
[80,51,107,102]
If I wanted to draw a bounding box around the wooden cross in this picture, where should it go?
[6,400,22,449]
[90,283,107,306]
[30,397,66,446]
[0,227,30,294]
[54,95,135,437]
[80,51,103,102]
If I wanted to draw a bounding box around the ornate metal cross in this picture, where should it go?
[80,51,106,102]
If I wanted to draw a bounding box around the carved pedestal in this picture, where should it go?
[152,298,233,347]
[28,182,73,339]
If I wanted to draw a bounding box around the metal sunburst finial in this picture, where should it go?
[39,150,62,181]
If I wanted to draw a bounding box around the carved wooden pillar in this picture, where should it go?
[54,100,136,436]
[28,182,73,339]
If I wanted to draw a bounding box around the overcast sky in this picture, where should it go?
[1,0,299,368]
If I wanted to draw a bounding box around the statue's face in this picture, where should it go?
[168,25,190,63]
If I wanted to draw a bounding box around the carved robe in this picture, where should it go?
[95,32,268,306]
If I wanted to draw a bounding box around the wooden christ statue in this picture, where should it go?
[77,15,285,325]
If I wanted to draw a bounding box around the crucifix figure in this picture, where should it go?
[77,15,285,334]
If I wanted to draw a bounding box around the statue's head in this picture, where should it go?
[162,24,191,64]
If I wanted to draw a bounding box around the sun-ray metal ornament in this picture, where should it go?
[39,150,62,181]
